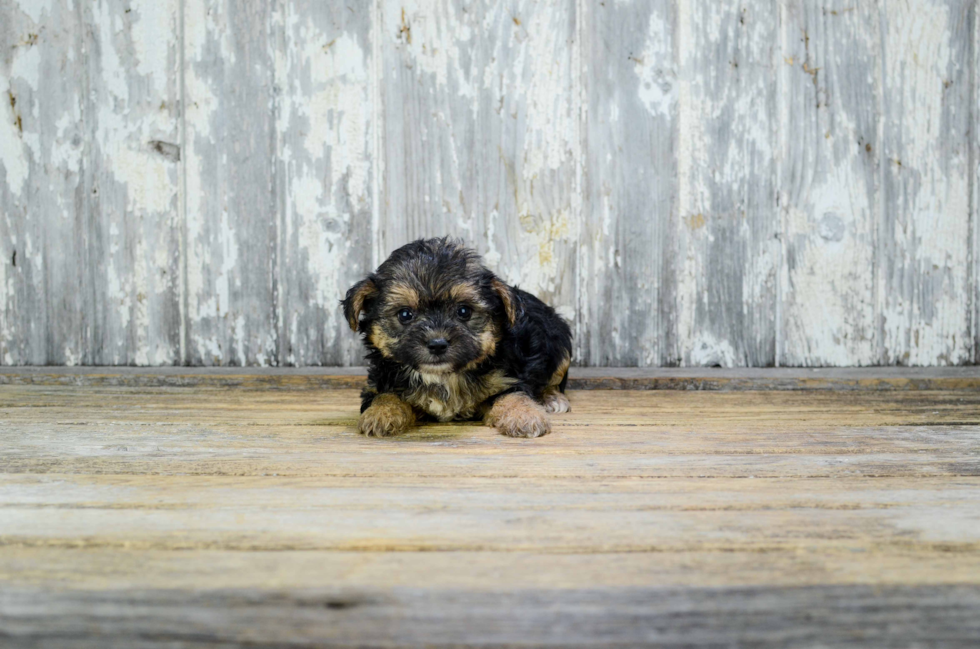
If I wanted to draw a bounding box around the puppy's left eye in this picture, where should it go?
[456,305,472,321]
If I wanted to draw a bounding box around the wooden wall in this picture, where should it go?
[0,0,976,367]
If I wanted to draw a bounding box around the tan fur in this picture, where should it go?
[492,279,517,326]
[460,328,499,372]
[358,393,416,437]
[404,369,515,422]
[449,283,482,304]
[385,282,420,310]
[368,323,397,358]
[346,280,378,330]
[542,353,571,413]
[549,353,570,387]
[484,392,551,438]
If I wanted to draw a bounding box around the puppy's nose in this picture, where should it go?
[427,337,449,355]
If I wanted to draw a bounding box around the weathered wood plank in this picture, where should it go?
[83,0,182,365]
[0,1,182,366]
[675,0,779,367]
[1,1,88,364]
[4,365,980,390]
[275,1,374,366]
[2,584,980,647]
[778,1,879,366]
[182,0,277,365]
[2,387,979,479]
[0,0,81,365]
[3,473,980,552]
[380,0,579,320]
[2,382,980,645]
[580,0,675,366]
[879,0,974,366]
[974,3,979,365]
[4,546,980,592]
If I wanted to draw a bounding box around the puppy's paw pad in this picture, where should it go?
[542,391,570,414]
[358,395,415,437]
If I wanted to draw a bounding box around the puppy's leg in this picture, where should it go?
[541,386,570,414]
[541,356,571,414]
[359,393,416,437]
[484,392,551,439]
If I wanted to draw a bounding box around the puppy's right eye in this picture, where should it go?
[397,308,414,324]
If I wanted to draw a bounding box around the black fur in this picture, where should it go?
[341,237,572,419]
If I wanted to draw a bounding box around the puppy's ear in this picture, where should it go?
[342,278,378,331]
[491,278,517,327]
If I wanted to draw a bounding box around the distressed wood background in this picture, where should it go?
[0,0,976,367]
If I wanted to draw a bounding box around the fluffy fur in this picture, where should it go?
[342,237,572,438]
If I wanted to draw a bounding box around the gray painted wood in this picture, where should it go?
[84,0,183,365]
[274,0,375,366]
[778,1,880,366]
[0,0,180,365]
[879,0,974,366]
[975,2,980,365]
[380,0,579,321]
[580,0,677,366]
[183,0,278,366]
[1,0,84,365]
[674,0,779,367]
[2,0,979,367]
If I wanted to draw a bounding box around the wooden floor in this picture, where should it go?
[2,372,980,647]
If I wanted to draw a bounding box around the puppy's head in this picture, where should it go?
[342,238,516,374]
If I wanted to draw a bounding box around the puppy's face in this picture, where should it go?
[343,240,516,374]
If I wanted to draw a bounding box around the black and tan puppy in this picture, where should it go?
[342,237,572,438]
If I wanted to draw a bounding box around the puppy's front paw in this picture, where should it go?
[542,388,570,414]
[359,394,415,437]
[485,392,551,439]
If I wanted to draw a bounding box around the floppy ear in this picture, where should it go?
[342,278,378,331]
[491,278,517,327]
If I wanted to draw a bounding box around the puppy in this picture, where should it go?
[342,237,572,438]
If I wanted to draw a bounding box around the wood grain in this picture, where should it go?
[182,0,278,365]
[1,0,84,365]
[778,1,879,366]
[580,0,676,366]
[2,1,979,368]
[1,381,979,645]
[675,0,779,367]
[275,0,375,366]
[879,0,974,366]
[0,1,182,366]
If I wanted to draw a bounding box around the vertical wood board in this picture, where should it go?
[1,0,181,365]
[1,1,88,365]
[580,0,677,366]
[675,0,779,366]
[84,0,182,365]
[183,0,277,365]
[879,0,973,366]
[777,1,879,366]
[275,0,375,366]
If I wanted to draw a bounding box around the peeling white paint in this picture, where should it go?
[131,1,173,92]
[2,0,977,367]
[634,9,676,119]
[14,0,53,23]
[881,0,971,365]
[0,80,29,197]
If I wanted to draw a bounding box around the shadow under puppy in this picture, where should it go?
[342,238,572,438]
